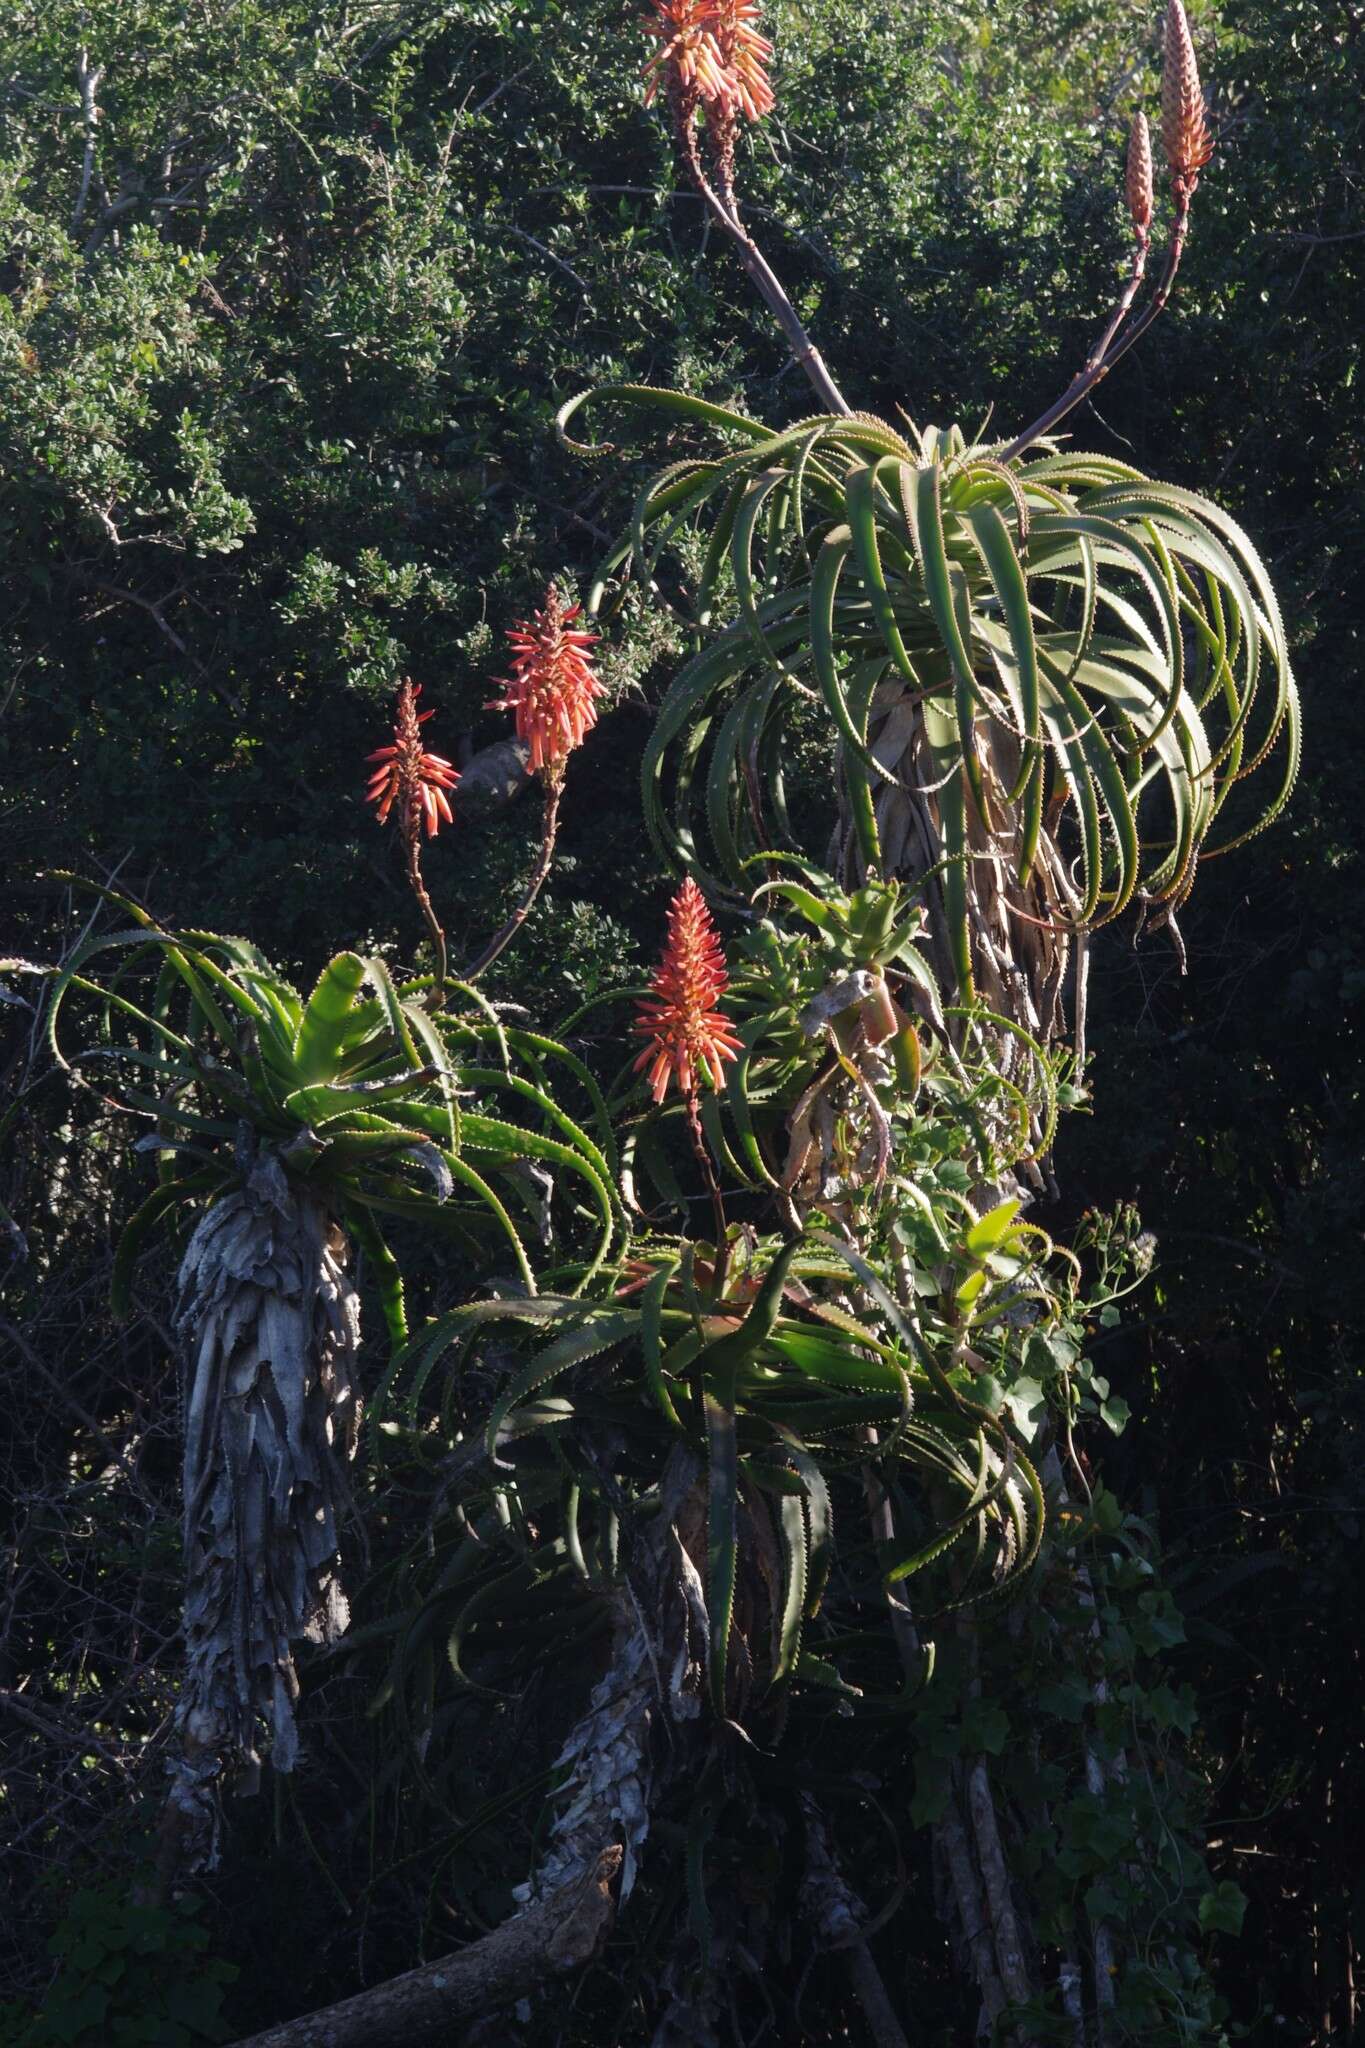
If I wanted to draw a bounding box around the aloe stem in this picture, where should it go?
[674,106,850,418]
[464,777,562,983]
[1000,196,1190,462]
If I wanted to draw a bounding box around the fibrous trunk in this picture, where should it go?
[162,1149,360,1874]
[868,681,1073,1061]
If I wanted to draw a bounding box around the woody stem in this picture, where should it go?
[464,776,563,983]
[686,1088,729,1300]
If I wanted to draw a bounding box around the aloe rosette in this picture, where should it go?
[561,389,1300,1042]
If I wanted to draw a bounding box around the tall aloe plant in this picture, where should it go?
[47,886,619,1873]
[463,0,1305,2039]
[561,393,1300,1072]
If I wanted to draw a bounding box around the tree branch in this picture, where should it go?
[228,1847,622,2048]
[71,48,105,233]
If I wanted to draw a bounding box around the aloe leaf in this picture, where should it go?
[291,952,369,1082]
[484,1311,639,1455]
[846,459,922,687]
[771,1491,808,1686]
[966,500,1039,799]
[344,1201,409,1349]
[921,695,974,998]
[704,1375,740,1719]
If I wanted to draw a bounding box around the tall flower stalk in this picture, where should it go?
[634,877,741,1291]
[642,0,847,413]
[1002,0,1214,460]
[467,584,604,981]
[366,679,459,1000]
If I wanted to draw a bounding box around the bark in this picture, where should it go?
[162,1150,360,1875]
[937,1793,1007,2037]
[515,1446,702,1911]
[800,1796,911,2048]
[964,1755,1035,2010]
[870,689,1071,1065]
[227,1847,622,2048]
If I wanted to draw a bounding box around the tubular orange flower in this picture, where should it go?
[1161,0,1213,192]
[644,0,730,108]
[633,878,742,1103]
[365,680,460,840]
[643,0,773,121]
[487,584,604,780]
[711,0,774,122]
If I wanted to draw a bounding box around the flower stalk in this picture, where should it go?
[466,585,604,983]
[366,679,458,1001]
[643,0,849,416]
[1001,2,1212,463]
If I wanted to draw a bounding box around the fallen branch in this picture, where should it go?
[228,1847,622,2048]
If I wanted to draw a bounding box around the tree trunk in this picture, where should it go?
[160,1148,360,1879]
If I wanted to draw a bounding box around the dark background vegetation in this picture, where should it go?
[1,0,1360,2039]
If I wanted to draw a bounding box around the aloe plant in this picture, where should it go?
[47,883,620,1873]
[562,392,1300,1063]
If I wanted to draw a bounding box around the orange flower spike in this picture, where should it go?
[633,878,743,1104]
[366,680,460,839]
[643,0,729,108]
[643,0,773,120]
[487,584,604,781]
[1161,0,1213,195]
[1126,111,1154,239]
[712,0,774,121]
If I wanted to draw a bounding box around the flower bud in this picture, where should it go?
[1126,111,1154,234]
[1161,0,1213,187]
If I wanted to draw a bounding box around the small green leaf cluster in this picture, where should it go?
[0,1888,236,2048]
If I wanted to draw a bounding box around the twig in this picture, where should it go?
[485,222,593,297]
[71,48,105,232]
[1267,225,1365,245]
[0,1315,138,1481]
[0,1687,132,1768]
[462,65,532,123]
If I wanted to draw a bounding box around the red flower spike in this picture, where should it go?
[711,0,774,122]
[487,584,604,779]
[643,0,773,122]
[644,0,731,107]
[633,878,742,1104]
[365,680,460,840]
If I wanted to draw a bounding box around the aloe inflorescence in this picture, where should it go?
[1162,0,1215,193]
